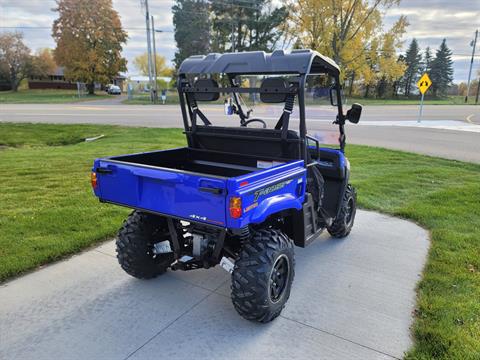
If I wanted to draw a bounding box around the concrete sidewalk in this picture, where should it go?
[0,210,429,360]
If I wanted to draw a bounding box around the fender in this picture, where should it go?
[333,165,350,219]
[250,193,303,224]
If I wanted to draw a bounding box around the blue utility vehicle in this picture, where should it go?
[91,50,362,322]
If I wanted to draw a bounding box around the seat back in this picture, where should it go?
[191,126,301,160]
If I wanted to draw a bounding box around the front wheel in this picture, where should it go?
[327,184,357,238]
[231,229,295,323]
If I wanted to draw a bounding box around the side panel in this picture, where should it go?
[226,160,306,228]
[93,159,227,227]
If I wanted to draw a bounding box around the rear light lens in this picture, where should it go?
[91,171,98,189]
[229,197,242,218]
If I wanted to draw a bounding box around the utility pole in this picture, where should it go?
[465,29,478,103]
[141,0,154,102]
[476,76,480,104]
[151,15,158,103]
[231,0,235,52]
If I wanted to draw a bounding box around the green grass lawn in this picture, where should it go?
[0,89,112,104]
[347,95,479,106]
[0,123,479,358]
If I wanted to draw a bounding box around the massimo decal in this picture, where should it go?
[253,179,293,201]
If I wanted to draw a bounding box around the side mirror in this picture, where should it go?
[346,103,362,124]
[329,87,346,106]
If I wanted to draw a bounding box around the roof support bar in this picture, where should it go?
[183,87,296,94]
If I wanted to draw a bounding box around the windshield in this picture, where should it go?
[183,73,342,146]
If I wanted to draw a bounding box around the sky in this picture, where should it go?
[1,0,479,82]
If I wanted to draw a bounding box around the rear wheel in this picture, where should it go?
[116,211,175,279]
[231,228,295,323]
[327,184,357,238]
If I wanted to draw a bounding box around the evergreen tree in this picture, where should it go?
[210,0,288,53]
[172,0,211,70]
[430,39,454,97]
[403,38,422,97]
[423,46,433,74]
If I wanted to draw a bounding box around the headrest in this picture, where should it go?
[193,79,220,101]
[260,78,289,103]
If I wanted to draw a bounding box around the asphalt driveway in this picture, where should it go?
[0,210,429,360]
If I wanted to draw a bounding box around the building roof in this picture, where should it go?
[49,67,126,80]
[178,49,340,76]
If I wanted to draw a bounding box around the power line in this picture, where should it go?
[0,26,173,32]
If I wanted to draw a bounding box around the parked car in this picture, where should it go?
[91,50,362,323]
[108,85,121,95]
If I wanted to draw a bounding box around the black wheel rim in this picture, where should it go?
[345,197,354,225]
[269,254,290,303]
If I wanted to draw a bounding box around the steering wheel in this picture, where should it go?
[241,118,267,128]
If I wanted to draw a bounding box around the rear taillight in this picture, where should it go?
[229,197,242,218]
[91,172,98,189]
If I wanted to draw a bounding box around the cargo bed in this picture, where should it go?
[109,147,268,178]
[93,147,296,227]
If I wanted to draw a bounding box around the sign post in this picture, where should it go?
[417,73,432,123]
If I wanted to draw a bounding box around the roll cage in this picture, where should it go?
[176,49,347,167]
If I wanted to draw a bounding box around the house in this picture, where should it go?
[28,67,126,90]
[28,67,77,90]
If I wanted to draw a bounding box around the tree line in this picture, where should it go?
[400,38,454,97]
[0,0,127,94]
[172,0,456,98]
[0,33,57,92]
[0,0,459,97]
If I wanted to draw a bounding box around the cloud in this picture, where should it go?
[1,0,478,82]
[383,0,479,82]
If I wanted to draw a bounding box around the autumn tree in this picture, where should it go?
[375,20,407,98]
[52,0,128,94]
[288,0,407,92]
[31,48,57,78]
[172,0,211,69]
[0,32,33,91]
[430,39,454,97]
[133,53,173,77]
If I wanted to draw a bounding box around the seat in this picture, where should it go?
[191,126,301,160]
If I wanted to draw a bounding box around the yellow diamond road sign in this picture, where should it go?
[417,73,432,95]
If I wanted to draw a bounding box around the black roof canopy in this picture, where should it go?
[178,49,340,76]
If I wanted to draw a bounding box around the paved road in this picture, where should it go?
[1,103,479,163]
[0,210,429,360]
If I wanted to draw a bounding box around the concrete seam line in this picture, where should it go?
[93,249,116,259]
[213,290,230,299]
[123,290,215,360]
[279,315,400,360]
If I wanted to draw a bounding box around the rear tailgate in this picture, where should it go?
[93,159,227,227]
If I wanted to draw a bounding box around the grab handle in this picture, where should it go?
[131,168,183,183]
